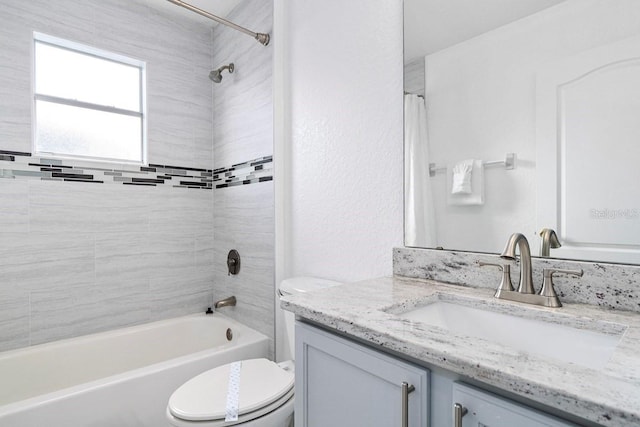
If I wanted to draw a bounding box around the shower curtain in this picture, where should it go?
[404,94,437,247]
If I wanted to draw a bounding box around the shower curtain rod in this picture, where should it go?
[166,0,270,46]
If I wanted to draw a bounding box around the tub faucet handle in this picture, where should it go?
[227,250,241,275]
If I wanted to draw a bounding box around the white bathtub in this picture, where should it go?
[0,313,269,427]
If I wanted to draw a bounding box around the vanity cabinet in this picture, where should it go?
[295,321,429,427]
[296,321,580,427]
[453,382,578,427]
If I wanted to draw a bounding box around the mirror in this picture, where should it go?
[404,0,640,264]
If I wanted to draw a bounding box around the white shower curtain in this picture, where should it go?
[404,94,437,247]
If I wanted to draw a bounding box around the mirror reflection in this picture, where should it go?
[404,0,640,264]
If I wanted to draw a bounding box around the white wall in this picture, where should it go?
[278,0,404,285]
[423,0,640,254]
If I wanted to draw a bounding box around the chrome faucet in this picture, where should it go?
[539,228,561,257]
[500,233,535,294]
[479,233,583,308]
[214,296,237,309]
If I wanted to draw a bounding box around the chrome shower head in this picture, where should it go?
[209,63,234,83]
[209,70,222,83]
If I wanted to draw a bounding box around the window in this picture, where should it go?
[33,33,146,163]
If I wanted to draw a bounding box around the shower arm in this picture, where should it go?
[166,0,270,46]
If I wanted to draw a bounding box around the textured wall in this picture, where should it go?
[0,0,215,351]
[211,0,275,357]
[282,0,404,283]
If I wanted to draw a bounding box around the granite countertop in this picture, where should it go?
[281,276,640,427]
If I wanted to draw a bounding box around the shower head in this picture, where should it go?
[209,63,234,83]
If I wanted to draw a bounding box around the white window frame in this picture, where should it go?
[32,32,147,164]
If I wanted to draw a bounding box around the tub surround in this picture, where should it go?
[211,0,275,359]
[0,0,276,355]
[0,0,215,352]
[282,275,640,426]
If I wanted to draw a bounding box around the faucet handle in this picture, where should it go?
[478,261,513,270]
[539,268,583,299]
[545,268,583,277]
[477,261,514,292]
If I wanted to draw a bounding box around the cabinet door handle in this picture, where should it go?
[401,382,415,427]
[453,403,468,427]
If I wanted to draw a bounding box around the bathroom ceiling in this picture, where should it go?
[155,1,567,63]
[404,0,567,62]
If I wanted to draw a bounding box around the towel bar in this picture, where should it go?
[429,153,516,177]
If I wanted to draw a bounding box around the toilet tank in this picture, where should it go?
[278,277,341,361]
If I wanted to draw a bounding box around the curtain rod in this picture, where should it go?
[166,0,270,46]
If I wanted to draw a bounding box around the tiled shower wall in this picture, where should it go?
[211,0,275,357]
[0,0,216,351]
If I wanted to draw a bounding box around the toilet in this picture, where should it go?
[166,277,341,427]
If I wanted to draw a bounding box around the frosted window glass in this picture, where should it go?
[36,101,142,162]
[33,34,145,163]
[35,42,141,112]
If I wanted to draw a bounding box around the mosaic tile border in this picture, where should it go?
[213,156,273,189]
[0,150,273,190]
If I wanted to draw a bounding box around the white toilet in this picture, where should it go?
[166,277,341,427]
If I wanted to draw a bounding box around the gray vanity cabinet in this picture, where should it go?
[452,382,577,427]
[296,321,582,427]
[295,321,430,427]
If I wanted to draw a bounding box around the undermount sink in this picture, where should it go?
[395,298,626,369]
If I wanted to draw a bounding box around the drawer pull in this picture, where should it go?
[401,382,415,427]
[454,403,468,427]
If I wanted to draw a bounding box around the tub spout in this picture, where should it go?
[214,296,237,309]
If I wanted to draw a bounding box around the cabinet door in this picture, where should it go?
[295,321,429,427]
[452,383,577,427]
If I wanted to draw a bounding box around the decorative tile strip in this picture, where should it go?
[213,155,273,189]
[0,149,273,191]
[0,150,31,157]
[0,149,212,190]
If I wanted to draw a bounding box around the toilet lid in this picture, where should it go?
[169,358,294,422]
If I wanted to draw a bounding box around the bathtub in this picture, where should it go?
[0,313,269,427]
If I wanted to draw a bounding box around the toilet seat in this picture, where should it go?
[168,358,294,426]
[166,392,294,427]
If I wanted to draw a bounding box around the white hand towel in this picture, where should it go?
[451,159,474,194]
[447,160,485,206]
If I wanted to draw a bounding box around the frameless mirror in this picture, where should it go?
[404,0,640,264]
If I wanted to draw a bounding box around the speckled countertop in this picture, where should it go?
[281,276,640,427]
